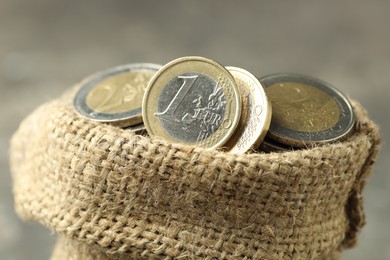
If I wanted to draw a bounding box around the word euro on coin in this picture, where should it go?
[224,66,272,153]
[261,73,355,147]
[74,63,162,127]
[142,56,241,149]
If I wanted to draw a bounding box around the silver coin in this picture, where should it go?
[157,72,228,142]
[260,73,355,147]
[142,57,241,149]
[73,63,162,127]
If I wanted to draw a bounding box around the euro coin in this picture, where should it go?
[260,73,355,147]
[74,63,162,127]
[142,56,241,149]
[224,66,272,153]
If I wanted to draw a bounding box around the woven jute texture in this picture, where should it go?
[10,85,380,259]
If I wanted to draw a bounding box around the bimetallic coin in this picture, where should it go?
[224,66,272,153]
[143,56,241,149]
[74,63,162,127]
[261,73,355,147]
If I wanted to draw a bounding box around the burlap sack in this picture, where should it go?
[10,85,380,259]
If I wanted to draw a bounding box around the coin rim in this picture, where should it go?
[142,56,241,149]
[73,63,162,126]
[225,66,272,153]
[260,73,355,147]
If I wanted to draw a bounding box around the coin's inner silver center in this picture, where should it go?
[156,72,226,143]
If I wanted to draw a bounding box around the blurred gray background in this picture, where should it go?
[0,0,389,259]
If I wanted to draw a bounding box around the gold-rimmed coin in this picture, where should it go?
[74,63,162,127]
[142,56,241,149]
[261,73,355,147]
[224,66,272,153]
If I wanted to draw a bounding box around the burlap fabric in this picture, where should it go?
[10,85,380,259]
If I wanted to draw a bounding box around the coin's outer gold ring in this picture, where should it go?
[143,56,241,149]
[73,63,162,127]
[261,73,355,147]
[225,66,272,153]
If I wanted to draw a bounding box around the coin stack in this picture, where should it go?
[74,56,355,153]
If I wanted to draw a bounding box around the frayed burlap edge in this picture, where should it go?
[10,85,380,259]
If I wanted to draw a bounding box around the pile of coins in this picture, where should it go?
[74,56,355,153]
